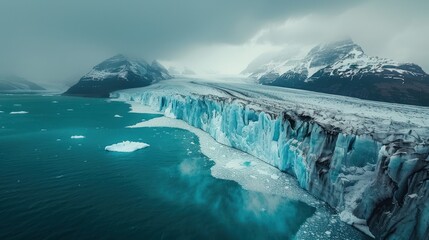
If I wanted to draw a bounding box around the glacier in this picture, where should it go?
[111,78,429,239]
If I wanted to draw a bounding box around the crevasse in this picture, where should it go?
[112,90,429,240]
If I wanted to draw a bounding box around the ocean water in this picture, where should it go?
[0,94,367,239]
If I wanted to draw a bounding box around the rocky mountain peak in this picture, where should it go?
[64,54,171,97]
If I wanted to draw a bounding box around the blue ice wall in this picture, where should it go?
[113,91,429,239]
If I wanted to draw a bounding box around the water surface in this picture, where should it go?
[0,95,320,239]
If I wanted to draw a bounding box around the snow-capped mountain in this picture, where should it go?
[244,39,429,106]
[244,39,358,84]
[0,75,45,91]
[241,48,306,84]
[64,54,172,97]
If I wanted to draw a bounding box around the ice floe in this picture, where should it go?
[105,141,150,152]
[70,135,85,139]
[10,111,28,114]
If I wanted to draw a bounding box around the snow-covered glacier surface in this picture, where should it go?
[111,78,429,239]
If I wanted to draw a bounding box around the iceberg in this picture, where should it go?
[111,78,429,239]
[70,135,85,139]
[10,111,28,114]
[105,141,149,152]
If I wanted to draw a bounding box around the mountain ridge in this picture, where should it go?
[0,75,45,92]
[243,39,429,106]
[64,54,172,97]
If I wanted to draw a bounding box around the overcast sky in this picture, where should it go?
[0,0,428,86]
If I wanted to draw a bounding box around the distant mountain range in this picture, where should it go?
[0,75,45,92]
[64,54,172,97]
[243,39,429,106]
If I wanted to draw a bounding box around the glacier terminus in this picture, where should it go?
[112,77,429,240]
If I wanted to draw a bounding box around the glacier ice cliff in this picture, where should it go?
[112,78,429,239]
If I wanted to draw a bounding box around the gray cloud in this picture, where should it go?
[0,0,361,86]
[5,0,429,85]
[253,0,429,72]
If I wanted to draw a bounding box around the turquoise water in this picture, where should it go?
[0,95,320,239]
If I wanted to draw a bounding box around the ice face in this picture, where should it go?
[112,79,429,239]
[105,141,150,152]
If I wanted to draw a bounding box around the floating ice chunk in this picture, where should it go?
[0,111,3,113]
[114,114,123,118]
[10,111,28,114]
[339,211,375,237]
[408,193,418,198]
[225,161,245,170]
[67,109,74,111]
[339,211,366,225]
[71,135,85,139]
[257,169,269,175]
[270,174,280,180]
[52,101,58,103]
[105,141,150,152]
